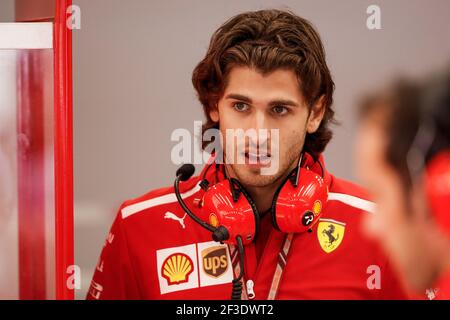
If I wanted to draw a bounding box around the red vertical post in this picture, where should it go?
[54,0,74,300]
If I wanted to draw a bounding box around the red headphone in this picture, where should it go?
[425,151,450,235]
[198,154,328,245]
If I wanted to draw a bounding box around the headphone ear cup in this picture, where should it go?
[425,151,450,235]
[272,168,328,233]
[201,179,260,245]
[230,178,261,242]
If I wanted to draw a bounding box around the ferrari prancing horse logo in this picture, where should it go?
[317,219,345,253]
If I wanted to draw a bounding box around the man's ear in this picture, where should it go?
[209,104,219,122]
[306,95,326,134]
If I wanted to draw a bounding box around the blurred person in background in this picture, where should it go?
[355,67,450,300]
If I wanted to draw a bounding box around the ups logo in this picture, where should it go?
[201,246,229,278]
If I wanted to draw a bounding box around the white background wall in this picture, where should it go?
[0,0,14,21]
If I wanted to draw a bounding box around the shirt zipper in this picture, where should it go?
[246,279,255,299]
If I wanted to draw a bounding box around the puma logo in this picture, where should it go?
[164,211,187,229]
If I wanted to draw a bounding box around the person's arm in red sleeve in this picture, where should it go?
[86,208,141,300]
[380,258,411,300]
[436,269,450,300]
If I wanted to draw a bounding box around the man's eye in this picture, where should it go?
[233,102,249,112]
[272,106,288,115]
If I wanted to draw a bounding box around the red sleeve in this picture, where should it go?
[435,269,450,300]
[86,210,141,300]
[380,257,411,300]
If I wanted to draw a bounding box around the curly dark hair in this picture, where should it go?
[192,9,335,160]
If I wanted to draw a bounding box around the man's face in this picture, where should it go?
[210,66,324,188]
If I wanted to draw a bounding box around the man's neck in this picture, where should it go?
[244,182,280,213]
[224,159,299,214]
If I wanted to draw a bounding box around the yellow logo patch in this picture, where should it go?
[209,213,219,227]
[161,253,194,285]
[317,219,345,253]
[313,200,322,215]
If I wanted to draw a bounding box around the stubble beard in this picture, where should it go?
[224,138,304,188]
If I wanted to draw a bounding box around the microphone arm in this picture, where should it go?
[174,164,244,300]
[174,173,216,233]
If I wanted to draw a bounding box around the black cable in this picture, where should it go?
[199,161,216,190]
[231,235,245,300]
[316,158,325,178]
[174,174,216,233]
[174,164,245,300]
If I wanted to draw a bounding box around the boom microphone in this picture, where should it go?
[176,163,195,181]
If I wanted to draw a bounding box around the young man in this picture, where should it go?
[87,9,408,300]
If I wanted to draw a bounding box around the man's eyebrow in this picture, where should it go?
[225,93,300,107]
[225,93,252,103]
[269,98,300,107]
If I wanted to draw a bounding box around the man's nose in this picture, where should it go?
[249,110,271,148]
[252,110,269,131]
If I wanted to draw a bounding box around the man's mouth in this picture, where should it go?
[243,151,271,165]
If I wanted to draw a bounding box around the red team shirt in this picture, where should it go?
[87,154,410,300]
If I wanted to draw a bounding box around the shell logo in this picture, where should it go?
[313,200,322,216]
[209,213,219,227]
[161,253,194,285]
